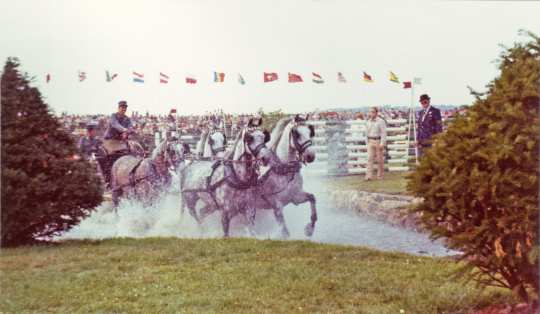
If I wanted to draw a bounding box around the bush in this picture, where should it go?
[1,58,103,247]
[407,31,539,303]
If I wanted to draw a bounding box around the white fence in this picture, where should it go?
[306,119,413,175]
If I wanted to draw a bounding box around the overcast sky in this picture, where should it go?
[1,0,539,115]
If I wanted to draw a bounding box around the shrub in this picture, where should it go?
[407,31,539,303]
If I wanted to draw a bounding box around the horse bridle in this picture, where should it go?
[290,125,314,162]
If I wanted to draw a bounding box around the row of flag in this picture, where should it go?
[45,71,422,89]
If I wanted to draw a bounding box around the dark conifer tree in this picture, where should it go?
[1,58,103,247]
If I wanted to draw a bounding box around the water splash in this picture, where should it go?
[61,171,457,256]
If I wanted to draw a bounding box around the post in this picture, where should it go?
[411,84,419,165]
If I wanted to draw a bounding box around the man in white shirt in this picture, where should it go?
[365,106,387,180]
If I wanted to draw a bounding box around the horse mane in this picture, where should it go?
[224,129,244,160]
[196,130,209,156]
[271,118,295,160]
[151,139,168,159]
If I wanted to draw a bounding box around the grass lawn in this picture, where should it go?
[326,172,410,195]
[0,238,515,313]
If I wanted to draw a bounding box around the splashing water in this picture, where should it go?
[60,171,457,256]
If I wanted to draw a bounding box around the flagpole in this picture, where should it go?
[411,81,418,165]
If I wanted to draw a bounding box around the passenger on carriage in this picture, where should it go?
[77,123,102,159]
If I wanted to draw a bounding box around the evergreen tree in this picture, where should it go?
[1,58,103,247]
[408,32,539,303]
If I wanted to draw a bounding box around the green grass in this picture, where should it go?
[0,238,515,313]
[327,172,410,195]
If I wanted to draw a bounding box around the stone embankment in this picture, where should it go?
[329,190,424,231]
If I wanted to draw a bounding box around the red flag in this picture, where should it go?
[186,77,197,84]
[46,74,51,83]
[264,72,278,82]
[160,72,169,84]
[403,81,412,89]
[288,72,303,83]
[363,72,373,82]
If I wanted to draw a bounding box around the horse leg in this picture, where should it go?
[112,188,122,214]
[221,209,232,238]
[272,205,290,239]
[292,192,317,237]
[244,206,257,237]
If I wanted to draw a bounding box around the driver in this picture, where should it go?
[103,100,133,154]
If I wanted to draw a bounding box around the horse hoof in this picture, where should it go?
[304,224,315,237]
[281,230,290,239]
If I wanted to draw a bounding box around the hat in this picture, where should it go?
[170,108,177,113]
[86,123,98,131]
[118,100,128,107]
[419,94,430,102]
[294,114,309,123]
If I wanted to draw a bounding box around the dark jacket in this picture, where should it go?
[78,136,103,158]
[104,113,133,140]
[416,106,443,145]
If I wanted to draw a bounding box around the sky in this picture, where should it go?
[0,0,539,115]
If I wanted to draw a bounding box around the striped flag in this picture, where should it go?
[264,72,278,82]
[133,71,144,83]
[78,71,86,82]
[389,71,399,83]
[403,81,412,89]
[363,72,373,83]
[160,72,169,84]
[337,72,347,83]
[106,70,118,82]
[312,72,324,84]
[186,77,197,84]
[238,73,246,85]
[213,72,225,83]
[288,72,303,83]
[46,74,51,83]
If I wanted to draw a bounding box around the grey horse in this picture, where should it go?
[111,138,190,207]
[195,129,227,159]
[252,116,317,238]
[183,116,318,238]
[180,128,271,237]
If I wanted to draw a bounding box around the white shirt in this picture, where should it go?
[365,116,387,145]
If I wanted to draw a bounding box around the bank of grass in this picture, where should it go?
[1,238,515,313]
[326,171,410,195]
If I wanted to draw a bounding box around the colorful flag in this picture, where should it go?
[389,71,399,83]
[264,72,278,82]
[337,72,347,83]
[414,77,422,85]
[186,77,197,84]
[363,72,373,83]
[46,74,51,83]
[403,81,412,89]
[213,72,225,83]
[312,72,324,84]
[78,71,86,82]
[133,71,144,83]
[160,72,169,84]
[288,72,303,83]
[106,70,118,82]
[238,73,246,85]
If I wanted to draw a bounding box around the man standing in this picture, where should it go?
[365,106,387,181]
[416,94,443,157]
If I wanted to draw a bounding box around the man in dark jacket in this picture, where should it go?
[415,94,443,157]
[78,124,102,159]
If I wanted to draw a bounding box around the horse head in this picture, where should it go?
[243,128,272,166]
[290,117,316,163]
[206,130,227,158]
